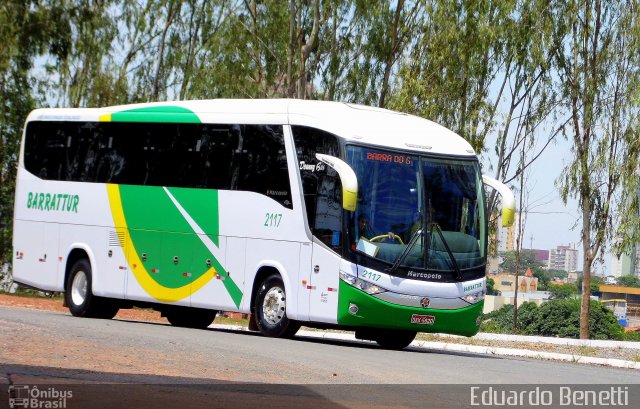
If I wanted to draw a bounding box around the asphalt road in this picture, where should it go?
[1,306,639,408]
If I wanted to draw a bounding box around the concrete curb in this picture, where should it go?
[452,332,640,350]
[210,324,640,370]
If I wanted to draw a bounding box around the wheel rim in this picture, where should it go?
[262,286,286,325]
[71,270,88,306]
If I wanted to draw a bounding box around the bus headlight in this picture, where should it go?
[462,290,485,304]
[339,271,386,295]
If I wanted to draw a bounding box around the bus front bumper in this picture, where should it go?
[337,280,483,337]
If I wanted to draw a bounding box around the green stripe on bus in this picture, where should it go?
[167,187,219,247]
[110,106,201,123]
[118,185,243,307]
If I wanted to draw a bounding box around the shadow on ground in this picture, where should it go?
[1,363,470,409]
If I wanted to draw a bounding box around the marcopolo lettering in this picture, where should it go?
[407,271,442,280]
[27,192,80,213]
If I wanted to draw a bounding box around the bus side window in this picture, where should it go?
[291,126,342,253]
[233,125,292,209]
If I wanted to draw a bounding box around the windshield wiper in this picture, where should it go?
[429,222,462,280]
[388,228,423,275]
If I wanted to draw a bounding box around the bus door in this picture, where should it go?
[308,242,341,323]
[296,242,312,322]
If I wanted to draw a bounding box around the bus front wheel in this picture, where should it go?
[375,329,417,350]
[65,259,119,319]
[254,274,300,338]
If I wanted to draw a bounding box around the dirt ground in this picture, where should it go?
[0,293,165,323]
[1,293,639,363]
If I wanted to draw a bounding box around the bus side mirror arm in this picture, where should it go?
[482,175,515,227]
[315,153,358,212]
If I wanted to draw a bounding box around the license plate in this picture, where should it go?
[410,314,435,325]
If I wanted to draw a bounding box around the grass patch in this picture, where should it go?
[0,289,63,300]
[215,315,249,327]
[574,346,598,357]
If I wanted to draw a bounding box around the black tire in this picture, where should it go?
[65,259,119,319]
[165,308,217,329]
[375,329,417,350]
[254,274,300,338]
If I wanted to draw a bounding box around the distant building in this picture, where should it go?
[548,243,578,272]
[567,271,579,283]
[611,253,633,278]
[531,249,549,265]
[599,284,640,327]
[610,171,640,278]
[483,292,551,313]
[489,267,539,294]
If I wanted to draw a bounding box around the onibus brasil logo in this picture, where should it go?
[8,385,73,408]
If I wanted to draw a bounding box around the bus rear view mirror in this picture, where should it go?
[315,153,358,212]
[482,175,515,227]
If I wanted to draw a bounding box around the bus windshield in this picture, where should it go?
[346,146,486,276]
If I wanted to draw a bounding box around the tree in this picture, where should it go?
[554,0,640,339]
[576,274,604,295]
[483,299,624,339]
[499,250,545,275]
[320,0,422,106]
[526,299,623,340]
[48,1,119,107]
[547,282,578,299]
[392,0,512,152]
[617,275,640,288]
[391,0,564,230]
[486,0,565,218]
[0,1,68,284]
[547,269,569,279]
[486,277,497,295]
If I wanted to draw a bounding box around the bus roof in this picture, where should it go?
[26,99,476,157]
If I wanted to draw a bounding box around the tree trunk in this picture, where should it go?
[153,1,180,101]
[379,0,403,108]
[580,202,592,339]
[297,0,320,99]
[287,0,296,97]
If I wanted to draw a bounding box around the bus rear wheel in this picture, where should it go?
[375,329,417,350]
[165,308,217,329]
[65,259,119,319]
[254,274,300,338]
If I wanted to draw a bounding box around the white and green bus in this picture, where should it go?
[12,99,514,349]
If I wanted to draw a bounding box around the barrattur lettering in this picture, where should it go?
[27,192,79,213]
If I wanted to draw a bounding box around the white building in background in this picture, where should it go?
[548,243,578,272]
[497,211,522,252]
[610,231,640,278]
[611,253,632,278]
